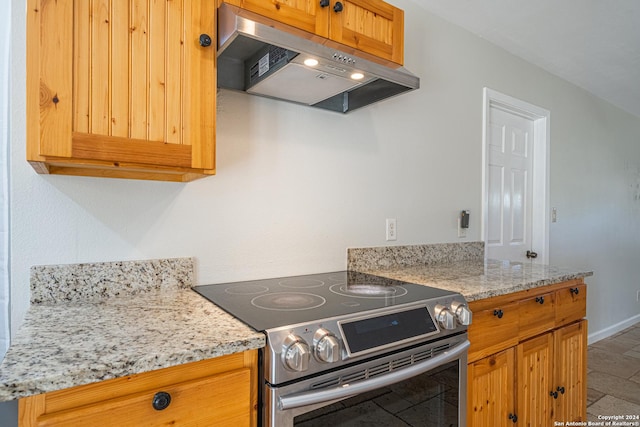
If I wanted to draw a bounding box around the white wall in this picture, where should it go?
[8,0,640,340]
[0,0,10,359]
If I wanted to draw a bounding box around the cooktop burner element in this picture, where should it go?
[193,271,454,331]
[251,292,326,311]
[329,282,408,298]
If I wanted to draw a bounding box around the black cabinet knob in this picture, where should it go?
[320,0,330,7]
[526,250,538,259]
[570,287,580,295]
[199,34,212,47]
[152,391,172,411]
[557,386,565,394]
[333,2,343,12]
[550,390,558,399]
[508,413,518,423]
[535,296,545,304]
[493,309,504,319]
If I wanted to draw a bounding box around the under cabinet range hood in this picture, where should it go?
[217,4,420,113]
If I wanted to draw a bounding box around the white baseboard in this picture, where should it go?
[588,313,640,345]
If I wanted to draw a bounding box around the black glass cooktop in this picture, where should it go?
[193,271,454,331]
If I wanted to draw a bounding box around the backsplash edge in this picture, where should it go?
[30,257,194,304]
[347,242,485,272]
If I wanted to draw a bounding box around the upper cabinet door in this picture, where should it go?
[329,0,404,65]
[27,0,216,181]
[223,0,330,37]
[220,0,404,66]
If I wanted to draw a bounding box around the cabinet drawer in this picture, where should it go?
[35,368,251,427]
[468,302,519,363]
[555,283,587,326]
[518,291,556,340]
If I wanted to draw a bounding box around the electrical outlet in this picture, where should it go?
[386,218,397,241]
[457,218,467,238]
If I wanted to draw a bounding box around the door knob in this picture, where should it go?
[526,250,538,259]
[333,2,344,12]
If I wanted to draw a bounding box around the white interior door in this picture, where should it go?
[482,88,550,263]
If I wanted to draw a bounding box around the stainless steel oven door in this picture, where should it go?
[264,334,469,427]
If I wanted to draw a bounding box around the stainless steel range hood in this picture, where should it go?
[217,4,420,113]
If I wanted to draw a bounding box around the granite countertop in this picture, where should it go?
[0,258,265,402]
[347,242,593,301]
[357,259,593,302]
[0,244,593,403]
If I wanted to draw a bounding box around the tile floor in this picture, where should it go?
[587,322,640,422]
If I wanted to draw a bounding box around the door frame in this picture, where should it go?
[481,88,551,264]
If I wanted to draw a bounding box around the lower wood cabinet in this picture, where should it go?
[467,279,587,426]
[19,350,258,427]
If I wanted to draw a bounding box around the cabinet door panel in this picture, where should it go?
[518,291,555,340]
[28,0,216,180]
[223,0,329,37]
[329,0,404,65]
[517,333,554,426]
[184,0,216,169]
[468,348,515,427]
[30,0,74,158]
[554,320,587,422]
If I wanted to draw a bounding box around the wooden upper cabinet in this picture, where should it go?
[27,0,216,182]
[329,0,404,66]
[221,0,404,66]
[223,0,330,37]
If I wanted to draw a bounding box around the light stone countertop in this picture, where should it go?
[347,243,593,301]
[0,259,265,402]
[0,247,593,403]
[353,259,593,301]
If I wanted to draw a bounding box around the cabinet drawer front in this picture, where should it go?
[468,302,519,363]
[555,284,586,326]
[36,368,251,427]
[518,292,556,340]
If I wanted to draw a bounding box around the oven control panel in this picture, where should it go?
[264,297,472,384]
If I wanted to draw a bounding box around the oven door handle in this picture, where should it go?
[278,339,470,411]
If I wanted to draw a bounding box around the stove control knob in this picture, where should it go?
[313,329,341,363]
[282,335,310,372]
[451,301,472,326]
[434,304,456,330]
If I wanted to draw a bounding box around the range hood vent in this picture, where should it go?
[217,4,420,114]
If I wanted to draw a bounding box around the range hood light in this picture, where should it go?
[304,58,319,67]
[351,72,364,80]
